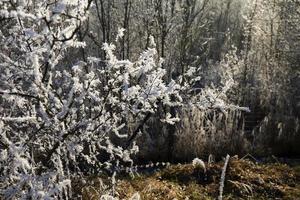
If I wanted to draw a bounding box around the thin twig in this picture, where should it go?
[218,154,230,200]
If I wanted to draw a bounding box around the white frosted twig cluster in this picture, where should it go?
[192,158,206,172]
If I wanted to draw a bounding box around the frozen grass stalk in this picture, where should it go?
[218,154,230,200]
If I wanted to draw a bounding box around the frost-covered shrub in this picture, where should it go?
[0,0,245,198]
[170,49,249,161]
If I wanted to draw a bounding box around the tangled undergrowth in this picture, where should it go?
[73,158,300,200]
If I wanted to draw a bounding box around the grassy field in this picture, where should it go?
[74,158,300,199]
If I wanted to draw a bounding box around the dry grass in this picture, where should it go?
[73,158,300,199]
[173,108,249,161]
[134,107,249,162]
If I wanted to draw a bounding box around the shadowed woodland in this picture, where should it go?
[74,0,300,160]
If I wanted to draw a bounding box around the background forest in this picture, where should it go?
[0,0,299,199]
[78,0,300,159]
